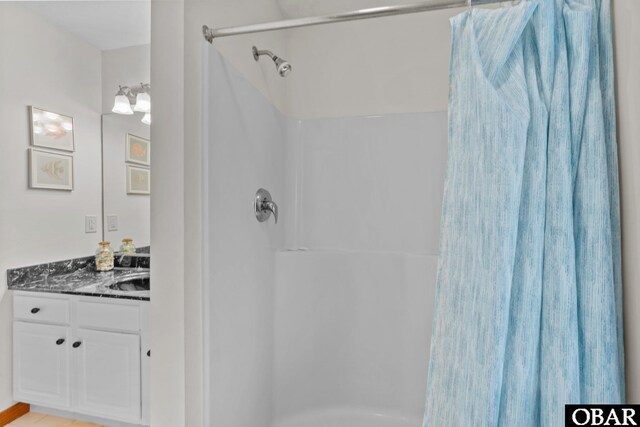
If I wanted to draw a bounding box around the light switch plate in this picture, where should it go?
[85,215,98,233]
[107,215,118,232]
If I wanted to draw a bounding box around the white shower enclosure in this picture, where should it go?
[202,45,447,427]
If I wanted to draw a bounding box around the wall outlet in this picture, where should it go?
[107,215,118,232]
[85,215,98,233]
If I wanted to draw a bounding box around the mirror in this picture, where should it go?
[1,0,151,262]
[101,113,151,252]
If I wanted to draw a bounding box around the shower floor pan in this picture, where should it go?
[272,407,421,427]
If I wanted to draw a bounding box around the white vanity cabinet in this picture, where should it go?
[13,322,70,408]
[73,329,141,420]
[12,291,150,425]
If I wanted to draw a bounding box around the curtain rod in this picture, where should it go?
[202,0,512,42]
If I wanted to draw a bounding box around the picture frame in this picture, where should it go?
[29,148,74,191]
[29,106,75,152]
[125,133,150,166]
[126,165,150,195]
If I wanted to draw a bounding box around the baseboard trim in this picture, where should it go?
[0,402,29,426]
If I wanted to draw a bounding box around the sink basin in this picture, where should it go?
[109,272,150,292]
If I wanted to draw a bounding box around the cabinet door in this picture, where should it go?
[13,322,70,408]
[73,329,141,422]
[140,302,150,425]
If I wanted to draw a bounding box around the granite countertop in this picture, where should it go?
[7,255,150,301]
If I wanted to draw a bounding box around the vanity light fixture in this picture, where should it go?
[134,91,151,113]
[112,86,134,115]
[112,83,151,124]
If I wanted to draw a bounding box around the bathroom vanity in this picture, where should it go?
[7,256,150,426]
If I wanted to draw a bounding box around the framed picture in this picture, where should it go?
[29,106,75,152]
[29,148,74,191]
[126,165,150,195]
[125,133,150,166]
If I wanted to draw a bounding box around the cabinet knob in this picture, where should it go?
[30,307,40,314]
[56,338,65,345]
[147,350,150,357]
[72,341,82,348]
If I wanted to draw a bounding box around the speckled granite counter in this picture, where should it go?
[7,255,150,301]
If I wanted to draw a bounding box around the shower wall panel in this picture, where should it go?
[273,251,437,425]
[271,112,446,425]
[297,112,447,254]
[205,45,447,427]
[205,47,288,427]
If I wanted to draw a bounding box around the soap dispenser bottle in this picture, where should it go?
[95,241,114,272]
[120,238,136,255]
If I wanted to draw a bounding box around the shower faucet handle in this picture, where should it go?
[262,200,278,224]
[255,188,278,224]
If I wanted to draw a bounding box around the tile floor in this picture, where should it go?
[6,412,103,426]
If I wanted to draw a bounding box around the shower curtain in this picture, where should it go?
[424,0,623,426]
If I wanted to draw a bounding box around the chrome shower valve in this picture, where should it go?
[255,188,278,224]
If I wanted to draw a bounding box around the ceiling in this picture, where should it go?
[22,1,150,51]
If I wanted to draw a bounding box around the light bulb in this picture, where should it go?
[141,113,151,125]
[112,94,133,115]
[134,92,151,113]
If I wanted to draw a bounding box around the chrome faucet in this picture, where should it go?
[118,253,128,265]
[255,188,278,224]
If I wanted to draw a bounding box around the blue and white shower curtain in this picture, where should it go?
[424,0,623,425]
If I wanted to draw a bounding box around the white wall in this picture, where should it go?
[150,0,185,426]
[102,114,151,247]
[284,7,464,118]
[613,0,640,403]
[0,3,103,411]
[102,45,151,114]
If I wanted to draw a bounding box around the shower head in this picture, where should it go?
[274,57,292,77]
[252,46,292,77]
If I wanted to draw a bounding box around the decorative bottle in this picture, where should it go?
[120,238,136,255]
[95,241,114,272]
